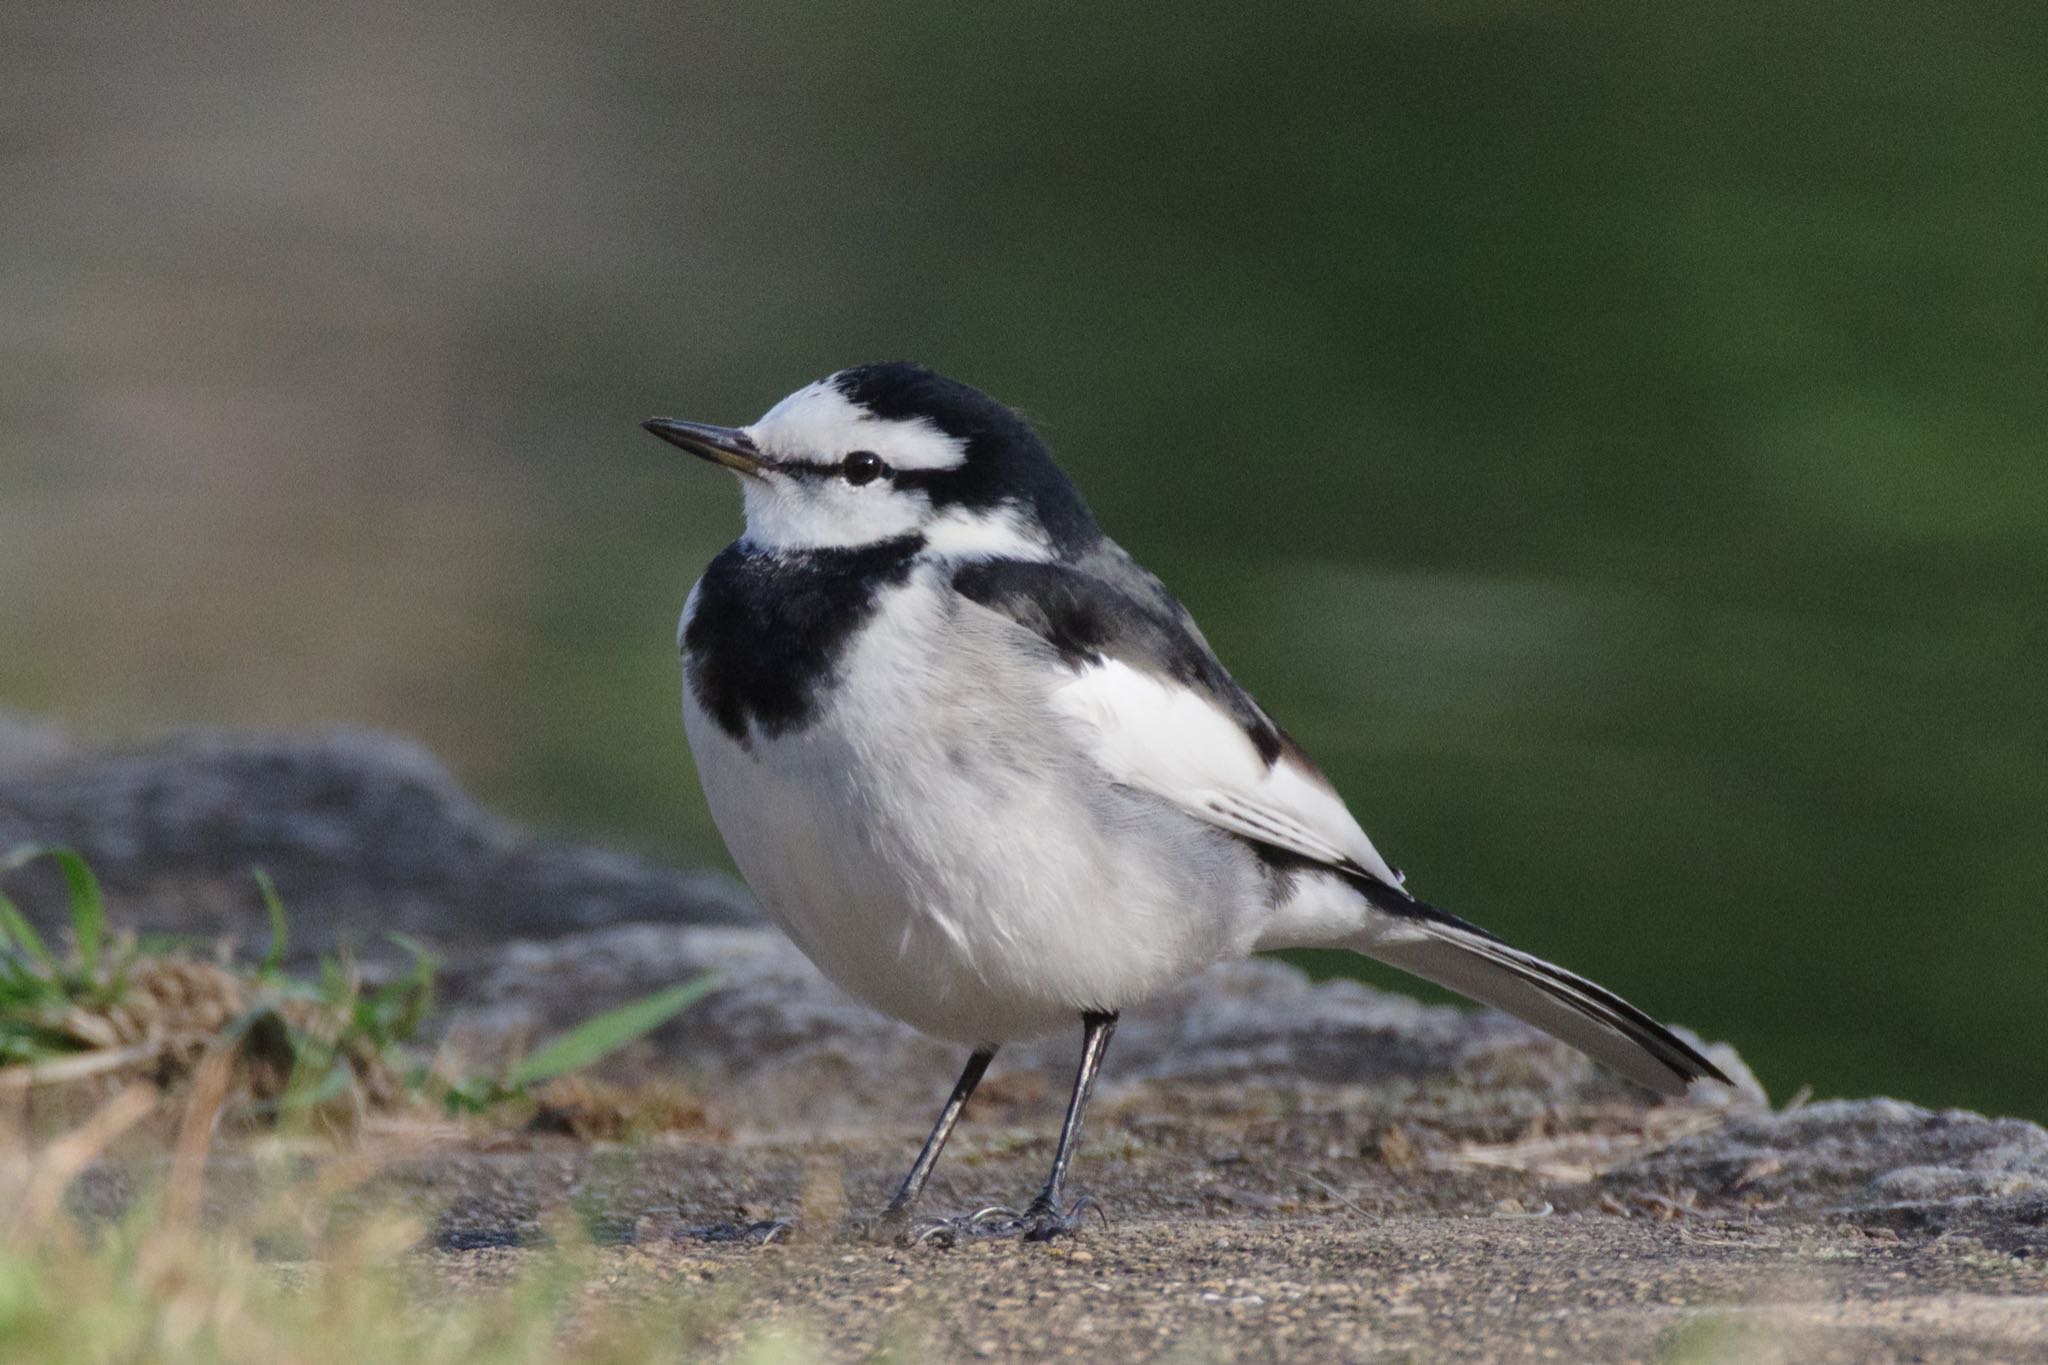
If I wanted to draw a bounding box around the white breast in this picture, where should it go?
[680,568,1269,1046]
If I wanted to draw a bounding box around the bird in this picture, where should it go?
[643,362,1730,1242]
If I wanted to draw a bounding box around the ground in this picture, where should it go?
[509,1219,2041,1363]
[84,1077,2040,1364]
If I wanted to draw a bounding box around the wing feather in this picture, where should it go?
[950,549,1404,889]
[1047,656,1403,887]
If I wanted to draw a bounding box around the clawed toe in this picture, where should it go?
[877,1198,1102,1247]
[912,1218,965,1247]
[684,1217,794,1245]
[1019,1194,1104,1243]
[970,1204,1024,1226]
[859,1206,1003,1247]
[907,1195,1105,1244]
[899,1213,1003,1247]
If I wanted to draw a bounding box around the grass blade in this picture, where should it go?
[251,867,288,975]
[506,974,717,1090]
[54,848,105,972]
[0,892,56,975]
[0,845,103,973]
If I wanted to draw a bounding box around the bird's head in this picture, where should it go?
[644,362,1097,558]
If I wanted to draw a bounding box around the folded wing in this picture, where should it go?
[950,545,1731,1099]
[950,546,1403,890]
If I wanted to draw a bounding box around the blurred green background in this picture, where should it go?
[3,3,2043,1119]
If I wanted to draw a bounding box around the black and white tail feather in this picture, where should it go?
[1342,874,1729,1097]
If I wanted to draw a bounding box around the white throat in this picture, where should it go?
[736,474,930,552]
[736,478,1053,561]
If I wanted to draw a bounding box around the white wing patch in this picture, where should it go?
[1049,659,1404,889]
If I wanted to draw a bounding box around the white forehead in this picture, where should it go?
[745,378,968,471]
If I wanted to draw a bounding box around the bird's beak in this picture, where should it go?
[641,418,769,477]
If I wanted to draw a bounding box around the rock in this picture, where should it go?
[1595,1099,2048,1255]
[0,726,754,961]
[0,707,71,778]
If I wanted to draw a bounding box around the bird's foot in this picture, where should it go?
[918,1197,1106,1244]
[866,1205,1010,1248]
[854,1203,927,1245]
[1018,1193,1104,1243]
[864,1196,1106,1246]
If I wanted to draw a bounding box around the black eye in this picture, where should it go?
[842,450,887,485]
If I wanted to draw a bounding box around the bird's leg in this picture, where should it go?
[1018,1010,1119,1242]
[871,1046,996,1237]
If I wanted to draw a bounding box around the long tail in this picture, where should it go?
[1351,888,1731,1098]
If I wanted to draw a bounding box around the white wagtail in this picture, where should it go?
[644,363,1729,1241]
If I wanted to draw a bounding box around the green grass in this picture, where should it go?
[444,977,721,1114]
[0,845,716,1125]
[0,845,131,1065]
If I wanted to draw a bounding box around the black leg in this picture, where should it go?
[877,1046,997,1226]
[1020,1010,1119,1242]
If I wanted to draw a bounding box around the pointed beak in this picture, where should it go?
[641,418,769,477]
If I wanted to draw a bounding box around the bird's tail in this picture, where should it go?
[1351,898,1730,1098]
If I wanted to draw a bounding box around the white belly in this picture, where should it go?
[681,578,1265,1045]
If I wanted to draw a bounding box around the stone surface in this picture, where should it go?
[0,707,71,778]
[1595,1098,2048,1255]
[424,1220,2046,1364]
[0,723,754,960]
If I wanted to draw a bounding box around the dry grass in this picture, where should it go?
[0,1082,814,1365]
